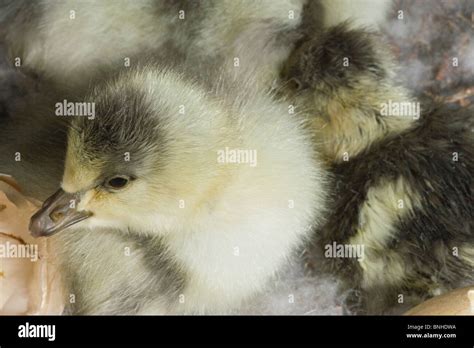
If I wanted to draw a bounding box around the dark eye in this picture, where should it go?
[104,176,130,190]
[287,77,303,91]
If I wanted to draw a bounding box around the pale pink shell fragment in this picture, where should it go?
[0,174,64,315]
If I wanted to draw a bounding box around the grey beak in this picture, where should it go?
[29,188,92,238]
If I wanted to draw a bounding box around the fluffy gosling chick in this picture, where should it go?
[280,24,474,314]
[29,66,328,314]
[5,0,392,94]
[5,0,308,93]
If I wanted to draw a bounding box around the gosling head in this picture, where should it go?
[30,69,221,237]
[281,23,389,95]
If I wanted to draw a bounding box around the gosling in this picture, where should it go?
[5,0,391,94]
[279,24,474,314]
[29,66,328,314]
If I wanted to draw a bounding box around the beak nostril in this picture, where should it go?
[29,188,92,237]
[50,211,64,222]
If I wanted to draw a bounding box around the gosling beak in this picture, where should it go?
[29,189,92,238]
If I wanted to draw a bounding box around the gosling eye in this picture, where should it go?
[103,176,131,191]
[287,77,304,91]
